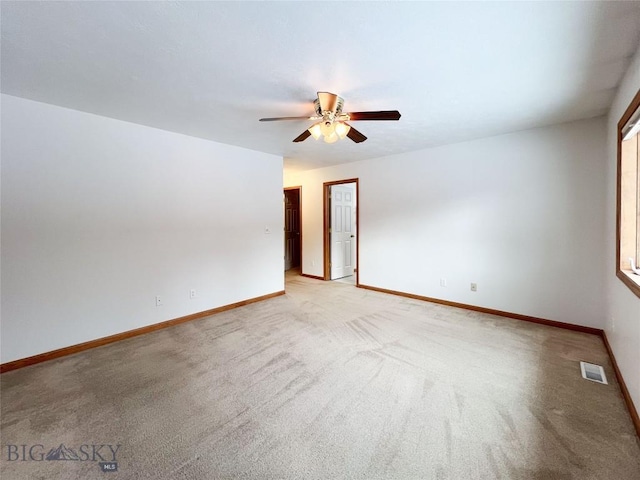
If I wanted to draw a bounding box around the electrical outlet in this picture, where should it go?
[470,283,477,292]
[440,278,447,287]
[155,296,163,306]
[190,289,196,299]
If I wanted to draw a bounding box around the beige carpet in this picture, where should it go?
[2,273,639,479]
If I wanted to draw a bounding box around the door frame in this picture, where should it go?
[284,186,302,271]
[323,178,359,285]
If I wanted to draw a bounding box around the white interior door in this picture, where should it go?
[330,184,356,280]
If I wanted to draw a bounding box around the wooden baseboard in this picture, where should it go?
[0,290,286,374]
[601,331,640,439]
[300,273,325,281]
[357,284,603,336]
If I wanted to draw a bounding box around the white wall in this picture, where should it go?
[285,117,607,329]
[1,94,284,363]
[605,44,640,415]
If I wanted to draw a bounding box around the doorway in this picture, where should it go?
[323,178,359,285]
[284,187,301,271]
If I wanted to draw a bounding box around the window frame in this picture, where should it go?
[616,88,640,298]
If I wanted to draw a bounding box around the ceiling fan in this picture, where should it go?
[259,92,401,144]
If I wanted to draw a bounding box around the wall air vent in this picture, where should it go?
[580,361,608,385]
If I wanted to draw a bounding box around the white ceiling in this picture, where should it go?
[2,2,639,171]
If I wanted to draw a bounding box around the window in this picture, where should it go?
[617,88,640,298]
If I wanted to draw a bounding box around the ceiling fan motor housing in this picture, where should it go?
[314,92,345,118]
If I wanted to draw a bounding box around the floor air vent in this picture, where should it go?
[580,361,608,384]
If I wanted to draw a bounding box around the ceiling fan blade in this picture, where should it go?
[347,110,401,121]
[346,124,367,143]
[292,130,312,143]
[259,116,314,122]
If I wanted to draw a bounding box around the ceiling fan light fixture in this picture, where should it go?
[320,121,335,138]
[308,123,322,140]
[323,132,339,144]
[335,122,351,139]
